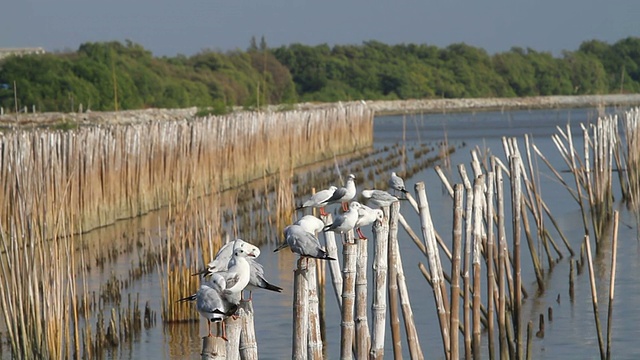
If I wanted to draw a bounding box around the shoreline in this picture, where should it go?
[1,94,639,126]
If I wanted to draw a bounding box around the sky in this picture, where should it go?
[2,0,639,57]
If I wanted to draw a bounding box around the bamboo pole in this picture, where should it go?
[605,211,619,360]
[202,336,227,360]
[307,258,323,360]
[293,259,309,360]
[340,232,357,360]
[496,167,509,360]
[584,235,605,360]
[472,176,483,360]
[510,155,523,360]
[225,315,242,360]
[520,201,545,291]
[321,214,343,308]
[370,206,390,360]
[239,301,258,360]
[462,168,473,360]
[388,201,402,359]
[486,172,496,360]
[355,236,371,360]
[450,184,464,360]
[415,181,450,359]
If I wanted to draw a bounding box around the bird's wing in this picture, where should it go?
[322,187,346,204]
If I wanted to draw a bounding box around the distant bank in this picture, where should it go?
[2,94,639,126]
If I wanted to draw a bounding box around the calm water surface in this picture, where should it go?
[67,107,640,359]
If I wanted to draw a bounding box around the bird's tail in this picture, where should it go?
[273,242,289,253]
[400,188,408,194]
[315,249,336,261]
[263,281,283,292]
[322,224,333,232]
[176,294,197,303]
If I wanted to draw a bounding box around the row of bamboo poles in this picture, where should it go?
[0,105,373,359]
[287,106,636,359]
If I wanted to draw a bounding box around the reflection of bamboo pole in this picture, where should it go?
[388,201,402,359]
[370,206,390,360]
[450,184,464,360]
[307,259,323,360]
[355,237,371,360]
[605,211,619,360]
[584,235,605,360]
[292,259,309,360]
[415,182,450,360]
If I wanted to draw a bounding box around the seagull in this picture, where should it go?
[389,172,408,196]
[354,203,384,239]
[275,224,335,262]
[294,215,325,235]
[361,189,400,207]
[296,186,337,216]
[177,272,238,339]
[218,245,257,305]
[321,174,357,211]
[323,201,361,240]
[194,239,281,300]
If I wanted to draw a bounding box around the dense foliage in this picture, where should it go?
[1,37,638,112]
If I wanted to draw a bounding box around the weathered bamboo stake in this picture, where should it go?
[393,222,424,360]
[510,155,523,360]
[406,192,452,260]
[472,177,483,360]
[202,336,227,360]
[436,165,455,198]
[355,236,371,360]
[415,181,450,359]
[606,211,619,360]
[293,259,309,360]
[306,259,323,360]
[388,201,402,359]
[399,213,427,255]
[462,169,474,360]
[340,231,357,360]
[584,235,605,360]
[321,213,343,308]
[225,315,242,360]
[486,172,496,360]
[496,168,509,360]
[238,301,258,360]
[520,202,545,292]
[450,184,464,360]
[370,206,390,360]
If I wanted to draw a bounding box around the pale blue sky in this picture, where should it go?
[2,0,639,57]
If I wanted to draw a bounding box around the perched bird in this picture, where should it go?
[275,224,335,262]
[217,245,257,305]
[361,189,399,207]
[354,203,384,239]
[389,172,408,196]
[177,272,237,339]
[321,174,357,211]
[194,239,280,301]
[296,186,337,216]
[323,201,361,239]
[294,215,325,235]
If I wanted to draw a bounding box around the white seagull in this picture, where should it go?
[177,272,237,339]
[275,224,335,262]
[361,189,400,207]
[389,172,408,196]
[294,215,325,235]
[194,239,281,300]
[217,245,257,305]
[296,186,337,216]
[323,201,361,239]
[321,174,357,211]
[354,203,384,239]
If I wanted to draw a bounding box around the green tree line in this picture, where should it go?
[1,37,638,112]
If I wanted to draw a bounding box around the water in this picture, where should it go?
[22,107,640,359]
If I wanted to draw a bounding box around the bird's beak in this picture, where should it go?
[248,249,258,258]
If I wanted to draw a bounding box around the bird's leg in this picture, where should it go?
[248,290,253,301]
[341,202,348,212]
[221,321,228,341]
[207,320,213,337]
[320,207,327,216]
[357,227,367,240]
